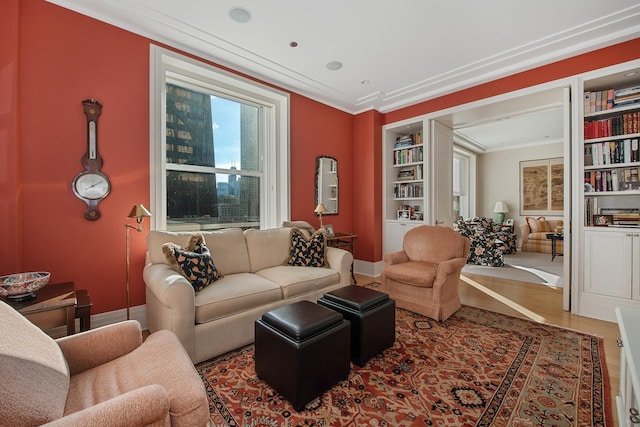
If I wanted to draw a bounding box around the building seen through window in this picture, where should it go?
[165,83,261,230]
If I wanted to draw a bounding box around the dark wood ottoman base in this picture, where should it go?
[254,301,351,411]
[318,285,395,367]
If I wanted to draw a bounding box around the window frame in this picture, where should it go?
[150,45,290,231]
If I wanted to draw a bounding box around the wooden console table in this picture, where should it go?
[2,281,92,335]
[327,232,358,284]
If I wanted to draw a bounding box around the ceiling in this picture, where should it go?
[47,0,640,151]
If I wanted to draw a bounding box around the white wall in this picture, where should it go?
[476,142,563,244]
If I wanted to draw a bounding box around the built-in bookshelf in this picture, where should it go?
[583,76,640,226]
[386,125,425,222]
[382,119,428,254]
[576,62,640,324]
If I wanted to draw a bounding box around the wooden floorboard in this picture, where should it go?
[357,273,621,426]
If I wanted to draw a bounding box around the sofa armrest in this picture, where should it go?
[518,224,530,244]
[143,263,197,360]
[56,321,143,376]
[42,385,170,427]
[383,251,409,266]
[326,246,354,286]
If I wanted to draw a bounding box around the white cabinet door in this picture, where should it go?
[384,221,422,255]
[584,229,632,299]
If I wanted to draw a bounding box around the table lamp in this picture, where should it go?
[493,201,509,224]
[314,203,327,229]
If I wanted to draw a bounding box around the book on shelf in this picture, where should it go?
[584,85,640,113]
[584,145,593,166]
[586,138,639,166]
[393,130,423,149]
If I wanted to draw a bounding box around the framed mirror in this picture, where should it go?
[315,156,338,215]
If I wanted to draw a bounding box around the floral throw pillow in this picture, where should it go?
[162,233,223,293]
[287,228,327,267]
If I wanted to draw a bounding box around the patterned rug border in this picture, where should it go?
[197,295,613,426]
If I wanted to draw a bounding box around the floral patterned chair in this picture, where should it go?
[453,217,517,267]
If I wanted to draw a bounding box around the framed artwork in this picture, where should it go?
[520,157,564,216]
[323,224,335,237]
[593,214,613,226]
[397,209,410,220]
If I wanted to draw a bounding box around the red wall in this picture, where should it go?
[4,0,355,314]
[4,0,640,315]
[384,38,640,124]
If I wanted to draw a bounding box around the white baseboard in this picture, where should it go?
[353,259,384,280]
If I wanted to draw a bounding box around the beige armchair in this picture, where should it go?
[0,300,210,427]
[381,225,470,321]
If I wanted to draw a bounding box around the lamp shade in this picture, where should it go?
[314,203,327,214]
[492,201,509,213]
[127,204,152,219]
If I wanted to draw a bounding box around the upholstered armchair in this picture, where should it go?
[381,225,470,321]
[0,300,210,427]
[454,217,516,267]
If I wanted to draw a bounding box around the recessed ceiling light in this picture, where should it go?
[229,7,251,23]
[326,61,343,71]
[289,41,298,48]
[361,80,370,85]
[625,71,637,77]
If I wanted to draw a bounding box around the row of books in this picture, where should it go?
[584,168,640,193]
[393,146,423,165]
[584,200,640,226]
[393,130,423,148]
[396,165,423,181]
[394,183,423,199]
[584,138,640,166]
[584,85,640,113]
[584,111,639,139]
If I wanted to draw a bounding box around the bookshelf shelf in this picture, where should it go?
[576,62,640,324]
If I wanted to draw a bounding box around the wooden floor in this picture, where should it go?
[356,272,621,426]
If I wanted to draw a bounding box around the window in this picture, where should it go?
[150,46,289,231]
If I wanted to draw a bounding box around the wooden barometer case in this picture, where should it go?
[72,99,111,221]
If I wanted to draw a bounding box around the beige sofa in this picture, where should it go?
[519,217,564,254]
[144,227,353,364]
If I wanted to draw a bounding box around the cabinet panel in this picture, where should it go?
[584,229,632,298]
[384,221,421,254]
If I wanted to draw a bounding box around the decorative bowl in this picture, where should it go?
[0,272,50,297]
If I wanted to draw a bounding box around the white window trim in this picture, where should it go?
[149,45,290,230]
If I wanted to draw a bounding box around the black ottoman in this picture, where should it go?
[318,286,395,367]
[254,301,351,411]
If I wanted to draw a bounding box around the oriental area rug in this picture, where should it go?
[197,303,611,426]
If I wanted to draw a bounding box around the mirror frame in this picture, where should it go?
[315,155,338,215]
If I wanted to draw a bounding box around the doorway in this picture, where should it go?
[436,84,572,311]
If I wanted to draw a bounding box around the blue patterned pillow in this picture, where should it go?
[162,234,223,292]
[287,228,327,267]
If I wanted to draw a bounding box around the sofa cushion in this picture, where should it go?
[245,228,291,273]
[256,265,340,298]
[287,228,327,267]
[0,300,70,426]
[163,234,222,293]
[147,229,250,275]
[193,273,282,324]
[526,216,550,233]
[383,261,438,288]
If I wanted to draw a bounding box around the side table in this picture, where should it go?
[1,282,92,335]
[326,232,358,284]
[545,233,564,261]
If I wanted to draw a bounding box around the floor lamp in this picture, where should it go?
[125,204,152,320]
